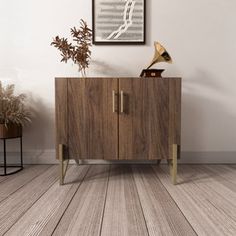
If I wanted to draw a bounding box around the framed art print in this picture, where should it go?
[92,0,146,45]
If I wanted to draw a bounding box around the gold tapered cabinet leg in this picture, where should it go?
[59,144,69,185]
[168,144,178,185]
[172,144,178,185]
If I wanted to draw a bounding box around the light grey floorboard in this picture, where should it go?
[204,165,236,185]
[0,167,26,183]
[0,165,59,236]
[101,165,148,236]
[155,165,236,236]
[184,165,236,219]
[0,175,10,183]
[53,165,109,236]
[227,165,236,170]
[0,164,235,236]
[5,165,89,236]
[133,165,196,236]
[190,165,236,197]
[0,165,50,202]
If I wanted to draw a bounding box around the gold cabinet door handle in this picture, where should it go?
[120,90,124,113]
[112,90,117,113]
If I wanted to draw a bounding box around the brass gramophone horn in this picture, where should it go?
[147,41,172,69]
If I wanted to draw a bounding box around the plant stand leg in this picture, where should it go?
[0,137,23,176]
[3,139,7,176]
[157,160,161,165]
[20,137,23,169]
[167,144,178,185]
[59,144,69,185]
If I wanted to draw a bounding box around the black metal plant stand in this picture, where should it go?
[0,136,23,176]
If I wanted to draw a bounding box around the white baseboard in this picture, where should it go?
[180,151,236,164]
[0,150,236,164]
[0,150,56,165]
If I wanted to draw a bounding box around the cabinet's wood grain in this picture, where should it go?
[68,78,118,160]
[148,78,170,159]
[169,78,181,159]
[119,78,169,160]
[55,77,181,161]
[55,78,68,159]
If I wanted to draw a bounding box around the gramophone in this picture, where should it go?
[140,41,172,78]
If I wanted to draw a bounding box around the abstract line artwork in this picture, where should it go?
[93,0,145,44]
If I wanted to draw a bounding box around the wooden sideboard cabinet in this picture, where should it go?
[55,77,181,185]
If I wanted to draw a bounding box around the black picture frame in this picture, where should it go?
[92,0,146,45]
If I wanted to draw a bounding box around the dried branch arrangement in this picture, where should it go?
[0,81,31,127]
[51,19,92,76]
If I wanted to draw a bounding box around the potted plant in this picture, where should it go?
[0,81,31,139]
[51,19,92,77]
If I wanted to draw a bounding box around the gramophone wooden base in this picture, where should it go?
[140,69,165,78]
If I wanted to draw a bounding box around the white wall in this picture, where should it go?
[0,0,236,163]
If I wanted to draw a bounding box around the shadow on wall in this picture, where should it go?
[23,94,55,151]
[182,69,236,157]
[0,74,55,159]
[89,59,133,77]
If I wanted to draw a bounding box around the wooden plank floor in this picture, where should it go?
[0,164,235,236]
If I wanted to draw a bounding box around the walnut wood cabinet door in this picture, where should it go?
[68,78,118,160]
[118,78,181,160]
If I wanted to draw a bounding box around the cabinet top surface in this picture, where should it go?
[55,77,181,80]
